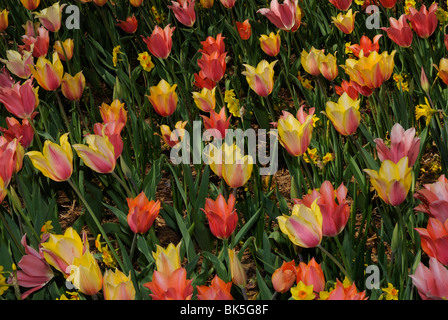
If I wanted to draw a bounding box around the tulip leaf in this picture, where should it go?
[255,269,273,300]
[202,251,228,282]
[231,207,262,248]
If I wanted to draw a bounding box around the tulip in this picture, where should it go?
[197,275,233,300]
[103,269,136,300]
[14,235,54,300]
[324,92,361,136]
[220,0,235,8]
[21,26,49,58]
[420,67,430,93]
[409,257,448,300]
[152,243,182,276]
[407,3,438,39]
[271,261,296,293]
[328,0,352,11]
[318,52,339,81]
[296,258,325,294]
[381,15,413,47]
[159,121,188,148]
[415,217,448,265]
[445,34,448,52]
[259,31,281,57]
[342,50,395,89]
[99,99,127,126]
[26,133,73,182]
[197,51,227,83]
[146,79,178,117]
[236,20,251,40]
[0,9,8,32]
[67,250,103,295]
[168,0,196,27]
[348,35,382,58]
[242,60,277,97]
[29,52,64,91]
[54,39,74,61]
[20,0,40,11]
[193,87,216,112]
[193,71,216,90]
[126,191,161,234]
[61,72,86,101]
[0,50,34,79]
[0,66,14,88]
[41,227,88,275]
[435,58,448,85]
[200,34,226,55]
[0,138,19,187]
[116,15,138,33]
[130,0,143,7]
[335,80,359,100]
[201,107,231,140]
[374,123,420,167]
[326,279,367,300]
[0,78,39,120]
[414,175,448,222]
[0,117,34,149]
[200,0,214,9]
[301,47,323,76]
[221,142,254,189]
[276,106,315,157]
[73,133,116,174]
[93,0,108,5]
[257,0,302,32]
[277,199,323,248]
[201,193,238,240]
[0,176,6,204]
[142,25,175,59]
[93,122,125,159]
[379,0,396,8]
[364,157,412,206]
[228,248,247,288]
[144,267,194,300]
[33,2,66,32]
[205,143,223,178]
[332,9,356,34]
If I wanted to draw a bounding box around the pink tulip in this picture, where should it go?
[0,50,34,79]
[374,123,420,167]
[406,3,438,39]
[142,25,176,59]
[381,15,413,47]
[0,78,39,120]
[0,66,14,88]
[414,175,448,222]
[21,26,49,58]
[0,138,18,187]
[220,0,235,8]
[415,217,448,266]
[409,257,448,300]
[258,0,301,32]
[0,117,34,149]
[168,0,196,27]
[93,121,125,160]
[13,235,54,300]
[328,0,352,11]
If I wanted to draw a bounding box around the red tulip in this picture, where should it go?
[142,25,175,59]
[126,192,161,234]
[0,78,39,120]
[193,71,216,90]
[197,50,227,83]
[116,15,138,33]
[0,66,14,88]
[326,279,367,300]
[201,193,238,240]
[201,107,231,140]
[21,26,49,58]
[0,117,34,149]
[236,20,251,40]
[381,15,413,47]
[415,217,448,266]
[379,0,396,9]
[335,80,360,100]
[414,175,448,223]
[0,138,18,187]
[200,34,226,55]
[328,0,352,11]
[406,3,438,39]
[349,35,382,58]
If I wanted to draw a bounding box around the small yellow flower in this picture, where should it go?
[225,89,241,117]
[0,267,9,296]
[151,6,163,24]
[322,152,334,164]
[138,52,155,72]
[345,42,352,55]
[436,8,448,24]
[382,283,399,300]
[303,148,319,164]
[354,0,364,5]
[312,114,320,127]
[404,0,416,15]
[342,276,351,288]
[319,290,330,300]
[40,220,54,237]
[393,73,409,92]
[95,234,117,268]
[57,291,80,300]
[112,46,122,67]
[291,281,315,300]
[301,78,314,90]
[415,97,437,126]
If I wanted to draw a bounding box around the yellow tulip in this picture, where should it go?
[228,248,247,288]
[301,47,323,76]
[242,60,277,97]
[61,71,86,101]
[221,142,254,189]
[54,39,74,61]
[67,250,103,295]
[318,52,339,81]
[147,79,178,117]
[20,0,40,11]
[193,87,216,112]
[0,9,8,32]
[152,243,182,276]
[277,199,323,248]
[332,9,357,34]
[364,157,412,206]
[259,31,281,57]
[26,133,73,182]
[103,269,136,300]
[324,92,361,136]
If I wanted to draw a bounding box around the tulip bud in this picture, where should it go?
[420,67,430,93]
[228,248,247,288]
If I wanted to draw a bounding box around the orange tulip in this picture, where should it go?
[201,107,231,140]
[144,267,194,300]
[130,0,143,7]
[349,35,382,58]
[271,261,297,293]
[296,258,325,294]
[196,275,233,300]
[147,79,178,117]
[328,0,352,10]
[99,99,127,126]
[126,191,161,234]
[116,15,138,33]
[325,279,367,300]
[201,193,238,240]
[0,9,8,32]
[93,0,108,6]
[200,34,226,55]
[197,51,227,83]
[200,0,214,8]
[20,0,40,11]
[236,20,251,40]
[54,39,74,61]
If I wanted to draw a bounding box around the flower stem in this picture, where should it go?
[129,232,138,262]
[318,244,351,283]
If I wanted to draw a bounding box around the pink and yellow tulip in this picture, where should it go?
[242,60,277,97]
[159,121,188,148]
[193,87,216,112]
[324,92,361,136]
[26,133,73,182]
[66,250,103,295]
[301,47,323,76]
[259,31,281,57]
[103,269,136,300]
[409,257,448,300]
[34,2,66,32]
[258,0,301,32]
[29,52,64,91]
[0,50,33,79]
[0,78,39,120]
[152,243,182,277]
[147,79,178,117]
[73,133,116,174]
[331,9,356,34]
[221,142,254,189]
[54,39,74,61]
[61,71,86,101]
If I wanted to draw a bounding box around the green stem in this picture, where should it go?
[7,187,40,243]
[0,208,25,255]
[265,95,276,122]
[112,170,134,198]
[28,118,43,151]
[129,232,138,262]
[55,90,73,142]
[318,244,351,283]
[68,178,125,271]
